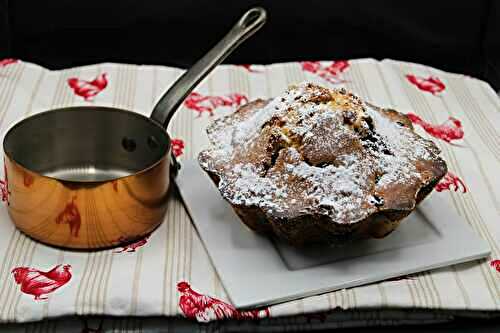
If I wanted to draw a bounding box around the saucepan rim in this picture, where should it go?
[3,106,172,184]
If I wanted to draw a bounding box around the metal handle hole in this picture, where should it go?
[122,137,137,152]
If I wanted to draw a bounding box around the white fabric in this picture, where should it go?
[0,59,498,329]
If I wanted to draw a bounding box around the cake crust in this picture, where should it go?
[199,83,447,246]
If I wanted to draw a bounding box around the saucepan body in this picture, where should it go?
[3,107,172,249]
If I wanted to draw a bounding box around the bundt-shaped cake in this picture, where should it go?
[198,83,447,246]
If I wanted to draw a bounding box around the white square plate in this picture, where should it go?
[176,160,491,309]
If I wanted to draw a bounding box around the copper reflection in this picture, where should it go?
[4,156,170,249]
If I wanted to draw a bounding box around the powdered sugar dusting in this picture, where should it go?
[199,83,445,224]
[365,105,434,187]
[286,152,372,221]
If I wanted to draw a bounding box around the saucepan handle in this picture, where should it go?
[150,7,267,127]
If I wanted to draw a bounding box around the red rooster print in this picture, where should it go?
[490,260,500,273]
[301,60,349,84]
[0,58,19,67]
[237,64,261,73]
[56,196,81,237]
[177,281,270,322]
[406,74,445,95]
[0,179,7,203]
[0,162,9,204]
[406,113,464,143]
[113,235,150,253]
[11,264,72,300]
[67,73,108,101]
[435,171,467,193]
[184,92,248,117]
[171,139,185,157]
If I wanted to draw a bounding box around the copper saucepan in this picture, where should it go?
[3,8,266,249]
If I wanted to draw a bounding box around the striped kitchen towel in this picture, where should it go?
[0,59,497,330]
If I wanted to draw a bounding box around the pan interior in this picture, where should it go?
[3,107,171,182]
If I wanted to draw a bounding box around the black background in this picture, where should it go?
[1,1,500,89]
